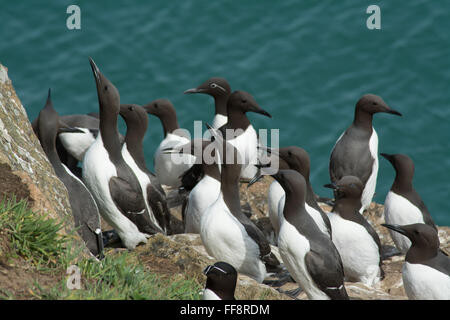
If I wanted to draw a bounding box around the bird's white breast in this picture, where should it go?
[277,217,330,300]
[82,134,148,249]
[227,126,258,180]
[360,128,378,212]
[327,212,381,286]
[202,288,222,300]
[59,128,96,162]
[267,180,285,236]
[185,175,221,234]
[200,193,266,283]
[212,114,228,129]
[384,191,424,253]
[154,133,195,187]
[402,262,450,300]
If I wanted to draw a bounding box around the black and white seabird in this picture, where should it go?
[164,139,221,234]
[119,103,171,234]
[324,176,384,286]
[82,58,161,249]
[56,114,100,161]
[381,153,437,253]
[382,223,450,299]
[329,94,402,213]
[143,99,195,188]
[217,90,271,181]
[251,146,332,240]
[184,77,231,129]
[203,261,237,300]
[274,169,348,300]
[36,89,103,258]
[31,113,100,177]
[201,127,280,283]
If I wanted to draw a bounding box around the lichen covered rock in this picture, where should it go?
[0,63,85,249]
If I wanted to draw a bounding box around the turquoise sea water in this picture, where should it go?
[1,1,449,225]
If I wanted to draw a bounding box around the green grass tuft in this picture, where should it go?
[0,197,202,300]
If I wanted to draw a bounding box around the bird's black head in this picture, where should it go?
[324,175,363,200]
[89,57,120,115]
[119,104,148,129]
[277,146,311,180]
[381,153,415,184]
[382,223,440,261]
[184,77,231,99]
[355,94,402,116]
[203,261,237,300]
[227,90,271,118]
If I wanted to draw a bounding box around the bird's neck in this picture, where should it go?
[406,246,438,264]
[214,95,228,117]
[160,114,180,137]
[333,198,361,220]
[125,130,147,172]
[99,106,122,161]
[392,172,413,194]
[226,107,250,131]
[353,109,373,131]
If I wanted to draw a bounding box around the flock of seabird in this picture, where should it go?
[30,57,449,300]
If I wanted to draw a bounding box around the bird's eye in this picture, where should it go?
[241,99,247,104]
[210,83,217,88]
[104,86,108,91]
[154,103,158,108]
[128,106,133,111]
[372,102,377,105]
[287,151,292,157]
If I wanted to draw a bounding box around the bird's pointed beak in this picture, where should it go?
[89,57,101,85]
[381,224,408,237]
[324,182,338,190]
[386,108,402,116]
[252,107,272,118]
[184,87,204,94]
[380,153,395,163]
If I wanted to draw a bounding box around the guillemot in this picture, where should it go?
[143,99,195,188]
[324,176,384,286]
[329,94,402,212]
[184,77,231,129]
[274,169,348,300]
[36,89,103,258]
[382,223,450,299]
[119,103,171,234]
[82,57,160,249]
[200,126,280,283]
[217,90,271,181]
[381,153,437,253]
[163,139,221,233]
[250,146,332,240]
[203,261,237,300]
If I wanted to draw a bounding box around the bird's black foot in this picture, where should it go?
[102,229,121,247]
[277,287,303,299]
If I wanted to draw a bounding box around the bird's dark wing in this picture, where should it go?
[109,176,160,235]
[304,248,349,300]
